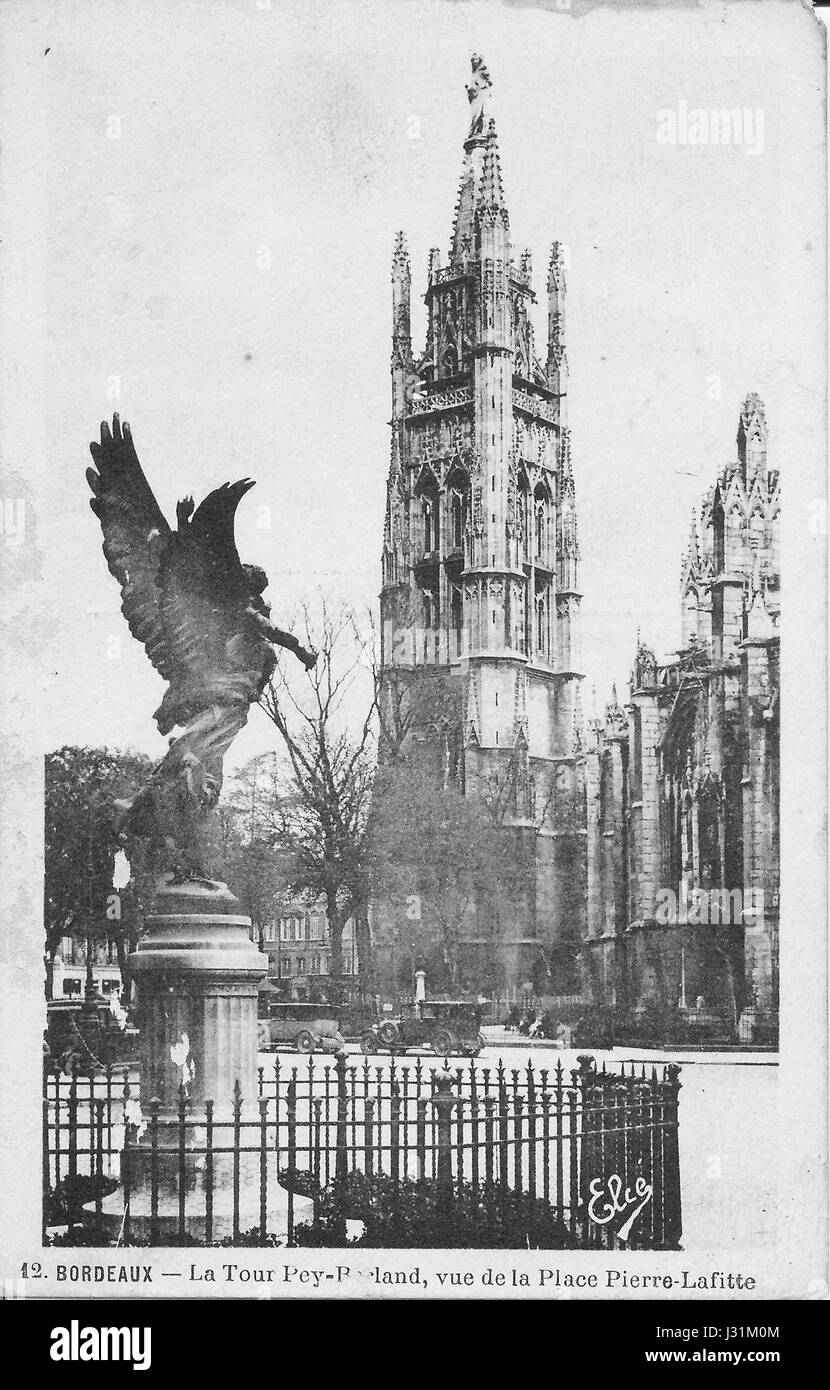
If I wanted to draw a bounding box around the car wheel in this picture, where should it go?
[360,1031,378,1055]
[432,1028,456,1056]
[378,1021,399,1048]
[295,1030,316,1054]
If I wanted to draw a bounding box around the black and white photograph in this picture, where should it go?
[0,0,826,1316]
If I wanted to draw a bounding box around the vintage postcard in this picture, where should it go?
[0,0,826,1314]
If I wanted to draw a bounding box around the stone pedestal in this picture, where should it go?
[131,877,264,1114]
[99,876,310,1241]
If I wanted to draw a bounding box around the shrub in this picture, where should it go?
[290,1173,575,1249]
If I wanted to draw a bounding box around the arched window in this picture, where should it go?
[535,506,545,560]
[452,493,463,549]
[537,600,545,653]
[451,586,463,655]
[423,500,432,554]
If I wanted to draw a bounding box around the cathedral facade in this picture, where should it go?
[378,57,586,993]
[375,58,780,1035]
[584,395,780,1043]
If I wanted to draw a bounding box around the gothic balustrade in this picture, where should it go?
[512,388,558,423]
[407,385,475,417]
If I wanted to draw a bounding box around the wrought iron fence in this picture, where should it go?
[43,1053,681,1250]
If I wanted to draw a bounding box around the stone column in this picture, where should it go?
[101,875,310,1239]
[132,877,263,1119]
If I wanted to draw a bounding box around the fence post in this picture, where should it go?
[68,1060,78,1184]
[663,1064,682,1249]
[232,1080,242,1245]
[364,1097,375,1181]
[259,1095,269,1246]
[497,1068,509,1202]
[431,1068,456,1220]
[390,1084,401,1235]
[286,1077,297,1247]
[470,1067,480,1197]
[333,1050,349,1241]
[390,1084,401,1190]
[483,1094,496,1235]
[416,1097,427,1181]
[575,1055,596,1243]
[312,1098,322,1232]
[526,1059,537,1208]
[94,1100,105,1226]
[52,1067,63,1195]
[42,1097,50,1243]
[122,1095,132,1247]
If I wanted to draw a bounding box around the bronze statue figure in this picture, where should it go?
[87,413,315,879]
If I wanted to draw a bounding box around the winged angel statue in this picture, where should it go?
[87,414,316,880]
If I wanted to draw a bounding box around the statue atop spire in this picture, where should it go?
[466,52,493,139]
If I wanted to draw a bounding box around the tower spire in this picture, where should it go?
[737,391,767,483]
[547,241,568,401]
[478,119,508,219]
[450,56,504,264]
[391,231,413,420]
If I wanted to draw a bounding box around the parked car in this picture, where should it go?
[361,1000,484,1057]
[257,997,344,1055]
[45,998,139,1073]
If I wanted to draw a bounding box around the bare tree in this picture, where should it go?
[219,755,295,946]
[370,608,461,764]
[259,601,377,995]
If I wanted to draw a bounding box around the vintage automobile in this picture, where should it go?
[360,1000,484,1057]
[257,995,345,1055]
[45,997,139,1073]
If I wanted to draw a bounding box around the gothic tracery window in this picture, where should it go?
[451,493,463,549]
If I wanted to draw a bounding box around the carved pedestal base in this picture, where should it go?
[99,1137,312,1242]
[99,876,311,1242]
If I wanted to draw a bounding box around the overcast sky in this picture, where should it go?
[1,0,823,770]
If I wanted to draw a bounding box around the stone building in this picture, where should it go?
[585,395,780,1042]
[50,934,122,1000]
[378,56,587,992]
[259,899,359,999]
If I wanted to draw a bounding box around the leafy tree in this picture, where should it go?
[44,746,155,997]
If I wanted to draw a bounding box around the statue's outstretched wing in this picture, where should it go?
[155,480,271,721]
[87,414,173,680]
[188,480,255,574]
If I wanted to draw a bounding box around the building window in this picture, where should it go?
[452,494,463,549]
[283,958,292,976]
[451,586,463,655]
[312,955,321,974]
[297,957,306,974]
[422,496,439,554]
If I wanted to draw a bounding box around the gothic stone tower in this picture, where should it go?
[584,394,779,1043]
[379,56,586,993]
